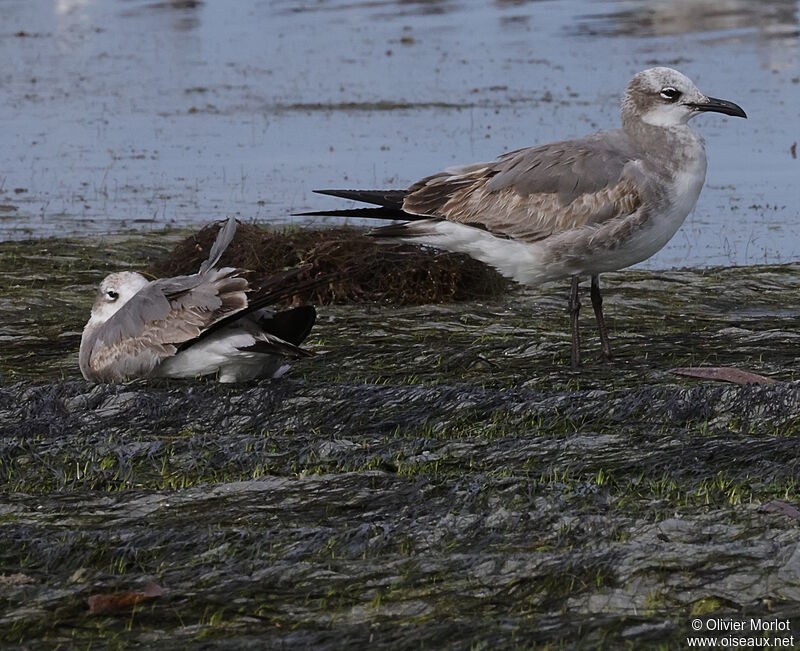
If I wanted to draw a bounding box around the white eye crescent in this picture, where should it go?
[105,289,119,301]
[660,87,682,101]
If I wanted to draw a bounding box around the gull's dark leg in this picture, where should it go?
[590,274,613,361]
[569,275,581,368]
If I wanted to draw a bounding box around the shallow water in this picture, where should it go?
[0,0,798,268]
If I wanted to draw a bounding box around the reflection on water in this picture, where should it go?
[55,0,91,15]
[571,0,800,72]
[120,0,203,30]
[573,0,798,38]
[276,0,460,16]
[0,0,797,270]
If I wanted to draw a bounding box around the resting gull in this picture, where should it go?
[79,217,316,383]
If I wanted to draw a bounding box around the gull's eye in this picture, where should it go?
[105,289,119,301]
[660,87,682,102]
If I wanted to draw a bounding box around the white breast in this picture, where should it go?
[628,150,708,260]
[572,139,708,276]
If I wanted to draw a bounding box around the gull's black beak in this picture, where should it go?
[687,96,747,119]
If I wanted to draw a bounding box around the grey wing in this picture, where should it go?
[402,131,646,242]
[85,269,249,382]
[198,216,237,274]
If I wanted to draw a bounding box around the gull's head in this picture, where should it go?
[88,271,149,325]
[622,67,746,128]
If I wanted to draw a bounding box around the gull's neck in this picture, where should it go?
[621,113,706,175]
[85,313,106,329]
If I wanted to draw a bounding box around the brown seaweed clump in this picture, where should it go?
[148,221,510,305]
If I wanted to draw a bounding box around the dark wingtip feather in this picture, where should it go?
[368,221,440,239]
[292,207,411,220]
[313,189,407,208]
[243,337,315,359]
[259,305,317,346]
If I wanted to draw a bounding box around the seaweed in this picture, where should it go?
[148,222,510,305]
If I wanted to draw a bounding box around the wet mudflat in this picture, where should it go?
[2,233,800,648]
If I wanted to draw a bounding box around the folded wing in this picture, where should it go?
[398,132,646,242]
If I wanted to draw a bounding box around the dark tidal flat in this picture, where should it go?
[2,233,800,648]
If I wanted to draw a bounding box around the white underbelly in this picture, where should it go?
[581,201,694,274]
[154,329,282,382]
[403,199,697,285]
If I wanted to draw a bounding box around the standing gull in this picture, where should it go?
[300,67,746,367]
[79,217,317,383]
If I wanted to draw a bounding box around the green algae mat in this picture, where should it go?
[2,232,800,649]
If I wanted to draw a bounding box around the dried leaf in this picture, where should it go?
[87,581,163,615]
[0,573,34,586]
[670,367,776,385]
